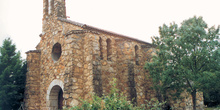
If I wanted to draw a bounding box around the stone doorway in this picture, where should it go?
[48,85,63,109]
[47,79,64,110]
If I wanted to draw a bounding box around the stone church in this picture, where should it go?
[24,0,204,110]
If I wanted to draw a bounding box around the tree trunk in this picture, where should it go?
[191,89,197,110]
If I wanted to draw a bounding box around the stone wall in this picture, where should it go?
[24,17,205,110]
[169,91,204,110]
[24,50,41,110]
[90,33,156,106]
[24,1,204,109]
[38,22,87,109]
[28,14,158,108]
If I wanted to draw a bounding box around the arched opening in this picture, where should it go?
[106,39,112,61]
[47,79,64,110]
[48,85,63,110]
[99,37,103,60]
[135,45,139,65]
[52,43,62,61]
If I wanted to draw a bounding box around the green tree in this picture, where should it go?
[0,38,27,110]
[145,16,220,110]
[203,48,220,107]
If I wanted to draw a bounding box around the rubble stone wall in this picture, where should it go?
[24,0,204,109]
[90,33,157,106]
[38,21,86,109]
[169,91,204,110]
[24,50,41,110]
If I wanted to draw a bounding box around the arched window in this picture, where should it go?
[99,37,103,60]
[48,0,54,14]
[135,45,139,65]
[106,39,112,61]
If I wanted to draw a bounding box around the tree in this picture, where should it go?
[145,16,220,110]
[0,38,27,110]
[203,48,220,107]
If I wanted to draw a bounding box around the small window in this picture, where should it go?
[135,45,139,65]
[107,39,112,61]
[52,43,62,61]
[99,37,103,60]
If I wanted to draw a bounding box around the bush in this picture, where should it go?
[67,78,165,110]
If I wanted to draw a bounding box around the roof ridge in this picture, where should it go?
[58,17,152,45]
[57,17,85,27]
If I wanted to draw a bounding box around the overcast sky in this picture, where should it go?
[0,0,220,59]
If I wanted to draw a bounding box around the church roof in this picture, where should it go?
[57,17,152,45]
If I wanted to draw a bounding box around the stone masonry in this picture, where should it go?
[24,0,204,110]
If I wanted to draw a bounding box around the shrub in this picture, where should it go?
[68,78,165,110]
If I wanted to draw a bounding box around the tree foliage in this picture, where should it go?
[144,16,220,109]
[0,38,27,110]
[203,48,220,107]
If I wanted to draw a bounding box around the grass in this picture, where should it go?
[205,106,220,110]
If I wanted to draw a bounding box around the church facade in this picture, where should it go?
[24,0,204,109]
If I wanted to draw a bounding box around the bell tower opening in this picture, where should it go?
[44,0,66,18]
[48,0,55,14]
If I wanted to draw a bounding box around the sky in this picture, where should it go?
[0,0,220,59]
